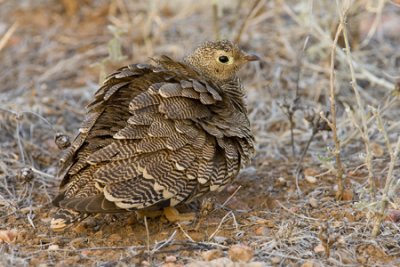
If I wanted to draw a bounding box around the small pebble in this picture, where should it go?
[48,244,59,251]
[386,209,400,222]
[165,255,177,262]
[141,260,151,267]
[337,236,346,245]
[187,258,229,267]
[314,243,325,253]
[226,184,238,194]
[277,177,287,186]
[81,249,91,257]
[370,142,384,157]
[201,249,223,261]
[342,189,353,201]
[228,244,254,262]
[270,256,281,264]
[213,235,227,244]
[308,197,318,208]
[301,260,318,267]
[305,175,317,184]
[247,262,265,267]
[108,233,122,242]
[255,226,268,236]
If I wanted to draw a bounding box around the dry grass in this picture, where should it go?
[1,0,400,266]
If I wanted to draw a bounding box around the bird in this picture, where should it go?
[51,40,258,230]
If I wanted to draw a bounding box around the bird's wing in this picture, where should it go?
[54,62,247,213]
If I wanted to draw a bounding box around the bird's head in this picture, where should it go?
[184,40,259,84]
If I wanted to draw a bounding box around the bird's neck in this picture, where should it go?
[182,57,247,112]
[221,77,247,114]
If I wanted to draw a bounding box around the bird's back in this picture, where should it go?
[51,47,255,230]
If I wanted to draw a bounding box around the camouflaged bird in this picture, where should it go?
[51,40,258,230]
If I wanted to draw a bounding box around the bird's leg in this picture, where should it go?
[163,207,196,222]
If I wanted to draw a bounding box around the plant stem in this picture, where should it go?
[328,17,344,200]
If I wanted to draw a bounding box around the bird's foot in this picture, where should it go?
[163,207,196,222]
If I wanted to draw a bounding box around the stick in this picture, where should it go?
[371,110,400,237]
[339,0,376,198]
[327,10,345,200]
[0,22,18,52]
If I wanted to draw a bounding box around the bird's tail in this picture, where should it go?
[50,208,88,231]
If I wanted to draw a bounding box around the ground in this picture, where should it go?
[1,0,400,266]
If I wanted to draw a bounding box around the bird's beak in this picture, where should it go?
[243,53,260,61]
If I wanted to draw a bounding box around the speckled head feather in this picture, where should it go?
[184,40,259,84]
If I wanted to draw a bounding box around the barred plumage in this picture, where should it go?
[51,40,257,230]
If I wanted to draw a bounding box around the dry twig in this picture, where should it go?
[212,0,220,40]
[371,109,400,237]
[361,0,386,47]
[339,0,376,198]
[0,22,18,53]
[234,0,263,43]
[321,10,345,201]
[295,109,330,183]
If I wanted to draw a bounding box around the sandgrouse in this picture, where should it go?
[51,40,258,230]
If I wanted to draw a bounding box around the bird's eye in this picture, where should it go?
[218,55,229,63]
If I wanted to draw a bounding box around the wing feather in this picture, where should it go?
[55,58,253,215]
